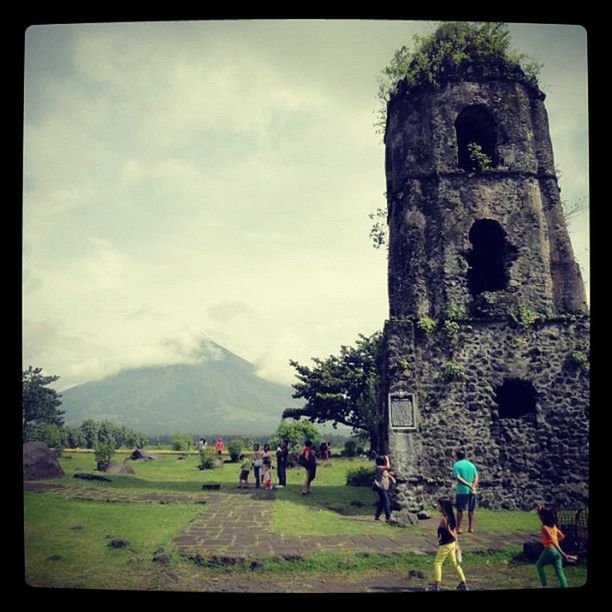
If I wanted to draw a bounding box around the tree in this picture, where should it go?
[283,332,384,452]
[23,422,64,449]
[22,366,64,440]
[270,420,321,453]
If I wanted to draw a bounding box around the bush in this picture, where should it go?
[94,440,115,471]
[342,440,360,457]
[417,317,436,334]
[199,446,217,470]
[227,439,243,462]
[346,466,374,487]
[171,434,192,451]
[443,362,464,380]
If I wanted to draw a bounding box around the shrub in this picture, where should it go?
[346,466,374,487]
[94,440,115,471]
[570,350,590,372]
[467,141,492,173]
[443,362,464,380]
[443,319,461,337]
[417,317,437,334]
[170,434,192,451]
[342,439,359,457]
[227,439,243,462]
[516,304,540,327]
[445,303,466,321]
[199,446,217,470]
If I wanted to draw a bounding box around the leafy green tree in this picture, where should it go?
[96,420,118,448]
[284,332,384,452]
[80,419,100,449]
[270,420,321,452]
[22,366,64,440]
[227,438,244,462]
[64,426,86,449]
[199,446,217,470]
[23,422,64,449]
[171,434,192,451]
[94,440,115,471]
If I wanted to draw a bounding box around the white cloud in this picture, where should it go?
[23,21,590,391]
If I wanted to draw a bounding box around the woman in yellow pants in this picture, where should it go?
[426,498,468,591]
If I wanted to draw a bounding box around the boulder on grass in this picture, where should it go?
[103,461,135,474]
[129,449,155,461]
[23,442,64,480]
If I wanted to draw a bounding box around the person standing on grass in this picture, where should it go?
[300,439,317,495]
[451,449,479,534]
[426,498,469,592]
[276,440,288,488]
[535,504,577,588]
[252,443,263,489]
[373,454,396,522]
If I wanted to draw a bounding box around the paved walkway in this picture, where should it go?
[24,483,538,563]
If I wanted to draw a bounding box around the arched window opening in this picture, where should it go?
[455,105,498,172]
[467,219,517,295]
[494,378,537,419]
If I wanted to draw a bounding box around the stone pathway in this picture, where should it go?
[173,490,537,563]
[25,483,538,563]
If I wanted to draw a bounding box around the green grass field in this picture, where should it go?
[23,450,588,592]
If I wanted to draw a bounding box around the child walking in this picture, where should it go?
[262,462,273,490]
[426,498,468,591]
[535,504,577,588]
[237,454,250,488]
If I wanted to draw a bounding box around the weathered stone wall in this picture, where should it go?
[385,79,587,319]
[384,316,589,511]
[387,174,558,320]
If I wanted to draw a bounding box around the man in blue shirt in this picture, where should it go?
[451,449,479,534]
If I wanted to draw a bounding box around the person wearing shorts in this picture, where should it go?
[451,450,479,534]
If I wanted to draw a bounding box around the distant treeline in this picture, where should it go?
[151,432,350,450]
[24,419,148,450]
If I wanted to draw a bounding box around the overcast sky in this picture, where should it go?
[22,20,589,391]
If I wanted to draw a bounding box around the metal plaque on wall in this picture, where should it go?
[389,392,416,430]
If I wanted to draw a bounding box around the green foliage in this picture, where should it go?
[198,446,217,469]
[467,141,492,173]
[94,440,115,471]
[270,420,321,452]
[226,438,243,462]
[285,332,384,450]
[170,434,193,452]
[442,319,461,337]
[22,366,64,440]
[63,420,147,450]
[445,302,466,320]
[368,207,388,250]
[375,22,542,134]
[342,439,361,457]
[570,350,590,372]
[346,465,374,486]
[24,422,65,449]
[63,426,86,449]
[515,304,541,327]
[417,317,437,334]
[443,362,464,380]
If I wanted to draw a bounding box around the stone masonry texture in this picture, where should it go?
[382,65,590,512]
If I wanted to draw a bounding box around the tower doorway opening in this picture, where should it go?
[467,219,517,295]
[455,105,498,172]
[494,378,537,419]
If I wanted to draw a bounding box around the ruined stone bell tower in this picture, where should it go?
[381,54,590,513]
